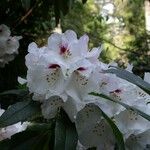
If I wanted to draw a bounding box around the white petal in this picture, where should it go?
[48,32,61,52]
[87,47,102,60]
[76,103,115,149]
[0,122,29,141]
[79,34,89,55]
[64,30,77,43]
[125,129,150,150]
[126,63,133,72]
[41,96,64,119]
[18,77,27,85]
[28,42,38,53]
[63,97,84,122]
[27,63,66,100]
[66,67,100,102]
[144,72,150,83]
[114,109,150,138]
[0,24,11,38]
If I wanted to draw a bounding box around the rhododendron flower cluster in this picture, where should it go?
[0,24,22,67]
[24,30,150,149]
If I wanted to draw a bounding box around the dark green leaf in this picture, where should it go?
[54,110,78,150]
[54,116,66,149]
[65,121,78,150]
[104,68,150,94]
[0,89,28,96]
[0,100,41,128]
[90,92,150,121]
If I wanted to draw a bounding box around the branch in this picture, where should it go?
[89,33,143,55]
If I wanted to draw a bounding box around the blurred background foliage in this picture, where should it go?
[0,0,150,93]
[62,0,150,73]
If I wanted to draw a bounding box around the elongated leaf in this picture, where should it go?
[0,89,28,96]
[99,107,125,150]
[54,117,66,149]
[0,100,41,128]
[54,110,78,150]
[90,92,150,121]
[104,68,150,94]
[65,124,77,150]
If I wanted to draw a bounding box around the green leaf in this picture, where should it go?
[104,68,150,94]
[54,110,78,150]
[99,107,125,150]
[0,100,41,128]
[0,123,54,150]
[65,123,78,150]
[90,92,150,121]
[54,116,66,149]
[0,89,28,96]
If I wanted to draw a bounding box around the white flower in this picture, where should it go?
[66,62,100,102]
[125,129,150,150]
[78,34,102,65]
[25,43,68,100]
[0,108,29,141]
[41,96,84,122]
[97,72,150,117]
[47,30,102,77]
[25,42,47,69]
[48,30,78,54]
[0,24,10,38]
[25,30,103,103]
[0,24,22,67]
[41,96,64,119]
[26,61,66,100]
[48,30,83,68]
[76,103,116,149]
[114,109,150,138]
